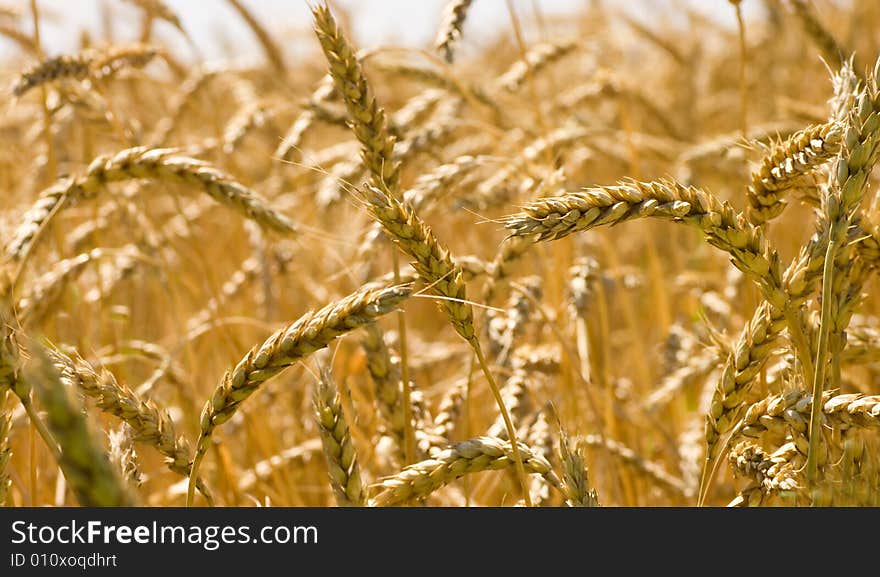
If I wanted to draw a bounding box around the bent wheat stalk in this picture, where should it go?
[6,147,298,277]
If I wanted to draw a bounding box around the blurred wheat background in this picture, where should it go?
[1,0,879,508]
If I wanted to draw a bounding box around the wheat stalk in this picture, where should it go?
[312,4,399,191]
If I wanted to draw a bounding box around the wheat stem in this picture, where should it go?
[806,226,839,482]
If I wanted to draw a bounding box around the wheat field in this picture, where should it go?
[1,0,879,508]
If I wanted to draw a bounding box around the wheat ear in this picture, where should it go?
[50,348,213,503]
[314,367,365,506]
[11,51,92,96]
[559,428,599,507]
[746,121,843,225]
[495,40,578,93]
[370,436,562,506]
[728,441,804,506]
[503,179,787,310]
[435,0,473,63]
[361,324,406,464]
[312,4,400,191]
[187,282,412,506]
[108,425,143,489]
